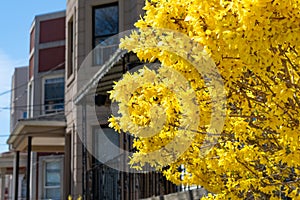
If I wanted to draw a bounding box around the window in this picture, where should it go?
[28,82,33,118]
[93,4,118,47]
[44,161,61,199]
[23,112,27,119]
[44,77,64,114]
[21,175,27,198]
[92,127,120,200]
[67,17,74,78]
[39,156,63,200]
[93,4,119,65]
[93,127,120,163]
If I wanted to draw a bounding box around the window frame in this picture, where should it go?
[67,16,74,79]
[92,125,120,164]
[38,155,64,200]
[42,75,65,115]
[91,125,121,199]
[27,81,34,118]
[92,2,119,48]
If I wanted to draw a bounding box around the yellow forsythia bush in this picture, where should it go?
[109,0,300,199]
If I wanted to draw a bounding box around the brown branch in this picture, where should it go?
[222,56,240,60]
[270,17,286,20]
[266,178,300,186]
[236,157,259,178]
[293,95,300,109]
[255,75,275,96]
[284,52,300,83]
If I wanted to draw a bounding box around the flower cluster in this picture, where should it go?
[109,0,300,199]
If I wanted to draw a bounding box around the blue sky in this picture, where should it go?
[0,1,66,153]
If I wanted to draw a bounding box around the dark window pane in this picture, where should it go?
[46,172,60,186]
[93,4,119,65]
[94,5,118,38]
[46,161,60,170]
[46,188,60,200]
[45,161,61,186]
[23,112,27,119]
[21,177,27,198]
[45,77,64,100]
[44,77,65,114]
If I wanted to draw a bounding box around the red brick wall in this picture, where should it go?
[39,17,65,43]
[38,46,65,72]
